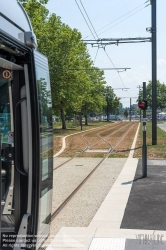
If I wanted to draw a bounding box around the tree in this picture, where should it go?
[45,15,107,128]
[81,68,106,125]
[18,0,50,53]
[103,86,120,121]
[18,0,49,4]
[47,18,95,128]
[18,0,107,129]
[139,80,166,110]
[112,96,121,115]
[124,109,128,118]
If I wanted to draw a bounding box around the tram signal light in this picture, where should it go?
[138,100,147,110]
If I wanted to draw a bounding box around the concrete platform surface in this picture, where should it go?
[46,228,166,249]
[121,159,166,230]
[47,158,166,250]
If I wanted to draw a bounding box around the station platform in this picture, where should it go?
[47,157,166,250]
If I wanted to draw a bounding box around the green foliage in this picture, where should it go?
[124,109,128,118]
[18,0,49,4]
[103,86,120,120]
[19,0,107,129]
[139,80,166,110]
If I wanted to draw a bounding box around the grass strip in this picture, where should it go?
[134,122,166,158]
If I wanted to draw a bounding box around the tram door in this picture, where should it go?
[0,66,19,247]
[0,50,53,249]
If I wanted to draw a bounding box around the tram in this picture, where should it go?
[0,0,53,249]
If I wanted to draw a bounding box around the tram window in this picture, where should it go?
[0,16,24,42]
[34,51,53,236]
[36,68,52,181]
[0,80,11,144]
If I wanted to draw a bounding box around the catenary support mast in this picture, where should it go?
[151,0,157,145]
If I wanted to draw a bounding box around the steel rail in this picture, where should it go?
[53,122,121,170]
[51,123,137,219]
[87,122,131,151]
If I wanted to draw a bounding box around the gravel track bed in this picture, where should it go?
[53,157,69,166]
[52,157,102,212]
[50,158,126,236]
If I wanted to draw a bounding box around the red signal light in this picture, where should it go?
[138,100,147,110]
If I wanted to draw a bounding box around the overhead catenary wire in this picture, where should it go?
[104,50,130,95]
[84,0,150,39]
[75,0,130,95]
[75,0,96,40]
[78,0,101,64]
[98,5,150,36]
[93,47,99,64]
[79,0,99,39]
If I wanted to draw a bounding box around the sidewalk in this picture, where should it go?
[47,157,166,250]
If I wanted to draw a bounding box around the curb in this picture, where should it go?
[128,122,140,158]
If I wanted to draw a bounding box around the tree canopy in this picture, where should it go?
[18,0,120,128]
[139,80,166,110]
[18,0,49,4]
[103,86,120,121]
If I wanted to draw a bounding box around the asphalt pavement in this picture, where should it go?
[157,122,166,132]
[121,159,166,230]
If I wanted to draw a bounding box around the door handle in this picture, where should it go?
[14,98,28,176]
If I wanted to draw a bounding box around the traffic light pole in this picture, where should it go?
[137,85,142,122]
[142,82,147,177]
[151,0,157,145]
[129,98,131,122]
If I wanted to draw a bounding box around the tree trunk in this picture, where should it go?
[79,113,82,126]
[107,110,109,122]
[85,115,88,125]
[60,108,66,129]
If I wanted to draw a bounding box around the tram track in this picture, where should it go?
[51,122,137,220]
[53,122,119,170]
[81,122,123,150]
[53,122,128,170]
[84,122,131,151]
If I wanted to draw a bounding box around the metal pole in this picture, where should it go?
[142,82,147,177]
[151,0,157,145]
[130,98,131,122]
[139,85,141,122]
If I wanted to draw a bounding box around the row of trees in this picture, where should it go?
[18,0,120,128]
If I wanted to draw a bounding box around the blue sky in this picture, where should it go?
[46,0,166,108]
